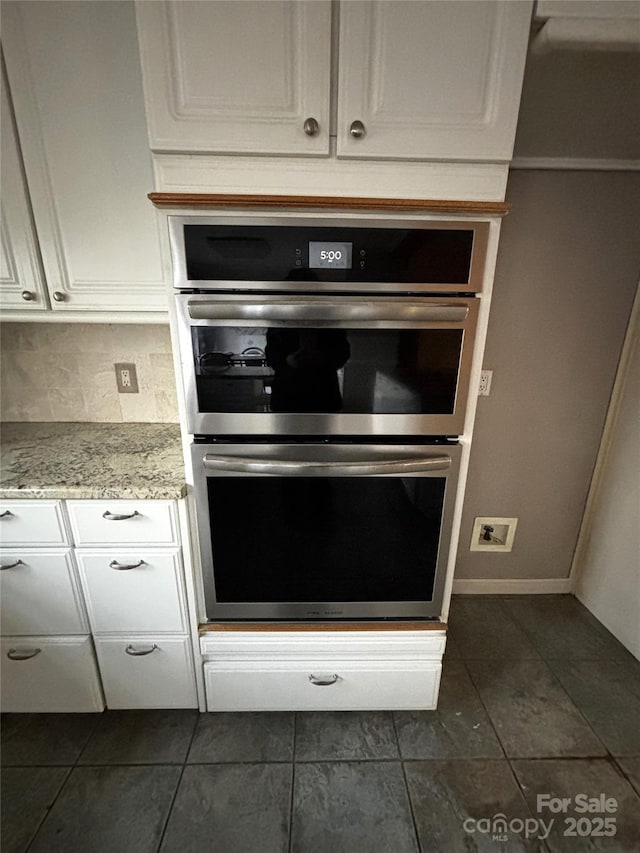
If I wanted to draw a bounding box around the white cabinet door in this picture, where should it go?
[337,1,532,161]
[77,549,187,635]
[1,635,104,712]
[136,0,332,156]
[0,549,88,636]
[1,1,167,313]
[0,64,48,310]
[95,636,197,709]
[0,501,69,548]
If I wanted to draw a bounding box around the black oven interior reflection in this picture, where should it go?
[208,475,445,604]
[192,325,463,415]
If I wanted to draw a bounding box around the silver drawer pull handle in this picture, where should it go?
[102,510,140,521]
[0,510,13,518]
[8,647,41,661]
[308,673,339,686]
[125,644,158,657]
[0,559,24,571]
[110,559,145,571]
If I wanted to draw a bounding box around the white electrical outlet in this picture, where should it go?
[478,370,493,396]
[470,516,518,552]
[114,362,139,394]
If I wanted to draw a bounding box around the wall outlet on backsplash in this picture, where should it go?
[114,363,139,394]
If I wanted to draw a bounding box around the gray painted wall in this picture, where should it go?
[456,170,640,580]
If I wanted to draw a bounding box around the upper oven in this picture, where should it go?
[171,216,486,437]
[177,292,478,436]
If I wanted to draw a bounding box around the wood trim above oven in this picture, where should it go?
[200,621,447,633]
[148,192,510,217]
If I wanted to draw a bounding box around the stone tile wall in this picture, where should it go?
[0,323,178,423]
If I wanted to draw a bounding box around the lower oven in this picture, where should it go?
[191,440,461,621]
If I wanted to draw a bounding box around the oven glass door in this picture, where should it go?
[179,295,478,436]
[192,442,461,621]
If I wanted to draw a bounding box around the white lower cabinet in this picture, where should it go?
[204,659,442,712]
[1,636,104,713]
[95,637,197,709]
[201,629,446,712]
[1,498,197,712]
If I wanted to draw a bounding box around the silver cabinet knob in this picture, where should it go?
[21,290,35,302]
[349,120,366,139]
[52,291,66,302]
[303,117,319,137]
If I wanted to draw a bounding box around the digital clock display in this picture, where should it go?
[308,241,352,269]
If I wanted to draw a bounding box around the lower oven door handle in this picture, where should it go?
[188,299,469,323]
[202,454,451,475]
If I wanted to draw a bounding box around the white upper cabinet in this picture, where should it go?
[337,1,533,161]
[0,65,48,310]
[136,0,332,155]
[135,0,532,164]
[1,1,166,314]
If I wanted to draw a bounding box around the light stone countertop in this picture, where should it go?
[0,422,186,500]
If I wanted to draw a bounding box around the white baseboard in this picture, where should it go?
[452,578,573,595]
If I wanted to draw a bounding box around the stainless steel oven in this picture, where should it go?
[169,215,485,621]
[177,292,479,436]
[191,440,461,620]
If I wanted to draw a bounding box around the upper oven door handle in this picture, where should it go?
[202,454,452,476]
[188,299,469,324]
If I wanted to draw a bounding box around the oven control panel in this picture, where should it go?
[180,223,478,287]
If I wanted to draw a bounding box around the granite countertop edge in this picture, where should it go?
[0,484,187,501]
[0,422,187,503]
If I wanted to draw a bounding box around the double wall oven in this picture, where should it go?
[171,216,487,621]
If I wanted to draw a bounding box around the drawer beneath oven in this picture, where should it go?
[204,659,442,712]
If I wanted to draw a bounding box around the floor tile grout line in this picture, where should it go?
[24,714,103,853]
[391,712,423,853]
[154,716,200,853]
[21,765,73,853]
[7,752,638,768]
[287,713,297,853]
[610,755,640,802]
[504,758,553,853]
[456,656,509,762]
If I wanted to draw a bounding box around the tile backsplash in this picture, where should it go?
[0,323,179,423]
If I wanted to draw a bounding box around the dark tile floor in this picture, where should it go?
[2,595,640,852]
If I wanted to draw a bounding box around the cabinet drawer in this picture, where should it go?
[95,637,197,709]
[1,635,104,712]
[0,549,87,635]
[204,660,442,712]
[67,500,178,547]
[0,501,69,547]
[76,549,187,635]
